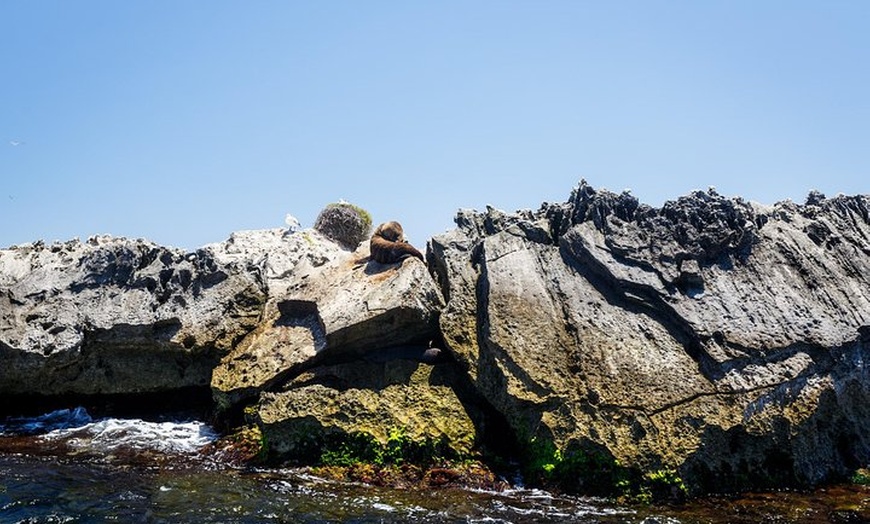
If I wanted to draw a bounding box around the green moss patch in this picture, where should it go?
[520,436,687,503]
[320,427,458,468]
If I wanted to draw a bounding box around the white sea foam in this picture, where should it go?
[0,406,93,436]
[40,416,218,454]
[370,502,397,512]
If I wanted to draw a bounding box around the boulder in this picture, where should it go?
[430,180,870,493]
[211,241,445,412]
[257,358,476,462]
[211,234,462,465]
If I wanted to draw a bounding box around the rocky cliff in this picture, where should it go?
[430,181,870,494]
[1,182,868,497]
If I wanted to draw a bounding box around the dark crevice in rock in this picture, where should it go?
[706,338,836,382]
[594,382,781,422]
[83,320,184,349]
[0,386,214,420]
[326,308,436,352]
[481,245,524,265]
[539,202,572,243]
[600,241,682,293]
[276,300,325,335]
[262,342,452,397]
[604,336,870,424]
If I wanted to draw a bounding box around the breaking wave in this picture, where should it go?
[0,407,217,456]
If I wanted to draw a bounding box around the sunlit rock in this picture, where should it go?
[431,180,870,492]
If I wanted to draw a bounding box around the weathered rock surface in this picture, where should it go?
[3,182,869,495]
[0,228,350,400]
[430,181,870,492]
[0,235,265,399]
[258,358,476,461]
[0,222,464,464]
[211,242,445,411]
[208,236,464,464]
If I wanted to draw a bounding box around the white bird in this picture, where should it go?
[9,140,23,146]
[284,214,301,232]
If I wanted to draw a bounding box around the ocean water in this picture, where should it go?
[1,408,868,523]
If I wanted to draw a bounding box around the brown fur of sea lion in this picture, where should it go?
[370,221,424,264]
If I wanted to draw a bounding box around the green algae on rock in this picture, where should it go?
[256,359,476,465]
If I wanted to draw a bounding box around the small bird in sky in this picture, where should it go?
[9,140,24,146]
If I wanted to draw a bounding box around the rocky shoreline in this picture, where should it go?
[2,181,868,499]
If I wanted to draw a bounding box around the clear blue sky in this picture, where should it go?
[2,1,868,250]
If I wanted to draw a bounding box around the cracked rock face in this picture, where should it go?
[0,234,269,398]
[211,240,461,461]
[4,182,869,493]
[0,224,464,461]
[211,241,446,412]
[430,181,870,491]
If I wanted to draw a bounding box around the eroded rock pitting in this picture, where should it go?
[2,182,869,496]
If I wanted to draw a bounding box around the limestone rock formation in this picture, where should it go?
[0,227,356,400]
[209,237,465,464]
[258,358,476,462]
[211,241,445,412]
[0,234,267,398]
[0,219,464,466]
[430,181,870,493]
[3,183,869,495]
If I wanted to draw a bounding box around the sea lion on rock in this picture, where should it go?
[370,221,424,264]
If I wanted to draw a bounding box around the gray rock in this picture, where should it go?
[5,180,870,495]
[211,240,445,411]
[0,222,456,460]
[431,180,870,492]
[0,235,266,397]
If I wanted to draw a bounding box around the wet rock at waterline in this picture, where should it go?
[430,182,870,493]
[0,235,266,398]
[257,358,476,463]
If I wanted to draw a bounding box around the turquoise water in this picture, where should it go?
[1,409,868,523]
